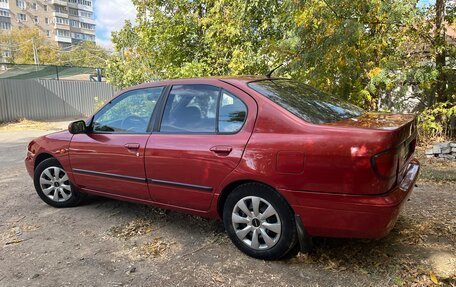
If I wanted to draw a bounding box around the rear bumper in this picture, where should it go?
[282,159,420,239]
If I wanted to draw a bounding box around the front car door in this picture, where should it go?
[69,86,164,200]
[145,82,257,211]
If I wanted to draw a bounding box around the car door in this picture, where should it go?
[145,83,257,211]
[69,86,164,200]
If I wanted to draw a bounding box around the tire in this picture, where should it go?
[223,183,298,260]
[33,158,86,208]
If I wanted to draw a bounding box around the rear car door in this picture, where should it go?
[69,87,164,200]
[145,83,257,211]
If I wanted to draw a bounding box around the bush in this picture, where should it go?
[417,100,456,143]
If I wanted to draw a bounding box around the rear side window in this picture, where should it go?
[160,85,219,133]
[248,79,363,124]
[218,90,247,133]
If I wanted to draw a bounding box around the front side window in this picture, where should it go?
[248,79,364,124]
[92,87,163,133]
[160,85,219,133]
[218,90,247,133]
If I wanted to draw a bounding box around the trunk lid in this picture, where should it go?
[325,112,417,187]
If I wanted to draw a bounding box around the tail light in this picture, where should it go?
[371,149,398,178]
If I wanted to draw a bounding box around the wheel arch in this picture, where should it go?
[216,179,293,218]
[34,153,55,169]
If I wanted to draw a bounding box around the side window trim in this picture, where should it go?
[90,86,166,135]
[153,84,249,135]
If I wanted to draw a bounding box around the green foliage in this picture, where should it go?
[418,100,456,140]
[106,0,292,88]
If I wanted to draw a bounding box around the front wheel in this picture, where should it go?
[223,183,298,260]
[33,158,85,208]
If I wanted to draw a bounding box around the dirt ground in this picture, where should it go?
[0,122,455,287]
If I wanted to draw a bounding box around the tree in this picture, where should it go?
[0,27,109,68]
[0,27,59,65]
[57,41,110,68]
[107,0,292,88]
[107,0,454,111]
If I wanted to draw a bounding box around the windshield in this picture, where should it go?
[248,79,364,124]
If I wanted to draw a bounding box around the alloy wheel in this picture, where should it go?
[39,166,72,202]
[231,196,282,250]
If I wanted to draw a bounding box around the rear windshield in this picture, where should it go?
[248,79,364,124]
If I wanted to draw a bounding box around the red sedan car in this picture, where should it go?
[25,77,420,260]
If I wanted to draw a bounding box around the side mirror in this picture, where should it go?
[68,120,87,134]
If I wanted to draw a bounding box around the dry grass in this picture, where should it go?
[108,218,154,240]
[0,119,57,131]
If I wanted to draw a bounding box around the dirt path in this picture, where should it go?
[0,128,454,287]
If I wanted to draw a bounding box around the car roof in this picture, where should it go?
[121,76,285,92]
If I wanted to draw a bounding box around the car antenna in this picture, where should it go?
[265,63,284,79]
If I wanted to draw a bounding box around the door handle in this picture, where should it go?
[124,143,140,150]
[210,145,232,155]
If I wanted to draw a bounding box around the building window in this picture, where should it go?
[79,10,92,18]
[16,0,25,9]
[55,17,69,25]
[0,21,11,30]
[68,0,77,3]
[71,32,94,41]
[17,13,26,21]
[69,19,78,27]
[43,4,47,11]
[69,8,78,16]
[45,17,48,24]
[34,16,38,23]
[0,0,9,3]
[54,5,67,13]
[46,30,50,37]
[57,29,70,37]
[78,0,91,6]
[80,22,95,30]
[0,8,9,17]
[32,2,36,9]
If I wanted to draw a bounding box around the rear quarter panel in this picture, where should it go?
[222,82,396,196]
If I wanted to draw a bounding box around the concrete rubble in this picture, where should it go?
[425,141,456,160]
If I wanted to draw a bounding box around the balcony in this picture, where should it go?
[51,0,68,5]
[79,17,95,24]
[53,11,69,18]
[77,4,93,12]
[55,35,71,43]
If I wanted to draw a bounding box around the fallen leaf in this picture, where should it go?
[430,271,439,284]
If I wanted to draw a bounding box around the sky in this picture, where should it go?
[93,0,437,51]
[94,0,137,51]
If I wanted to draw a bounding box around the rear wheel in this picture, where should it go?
[33,158,85,208]
[223,183,298,260]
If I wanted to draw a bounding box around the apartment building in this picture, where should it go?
[0,0,95,49]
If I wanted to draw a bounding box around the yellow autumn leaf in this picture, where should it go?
[368,67,382,78]
[430,271,439,284]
